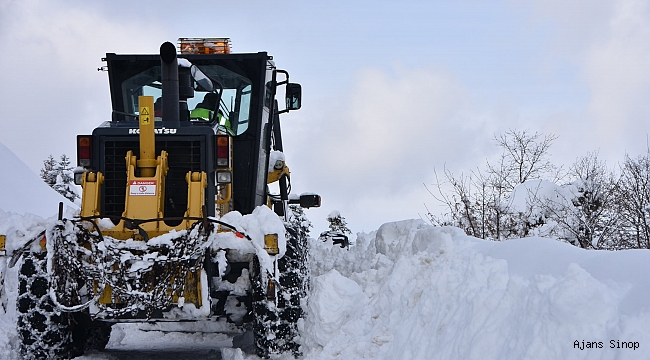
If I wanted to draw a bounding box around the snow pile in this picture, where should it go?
[305,220,650,360]
[213,206,287,280]
[0,141,74,218]
[307,270,366,347]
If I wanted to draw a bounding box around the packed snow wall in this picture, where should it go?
[306,220,650,360]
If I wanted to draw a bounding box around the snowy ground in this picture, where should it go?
[1,143,650,360]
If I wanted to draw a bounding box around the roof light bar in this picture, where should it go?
[178,38,231,55]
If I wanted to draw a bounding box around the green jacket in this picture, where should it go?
[190,108,233,134]
[190,107,212,120]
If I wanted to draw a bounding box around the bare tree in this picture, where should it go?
[427,129,560,241]
[490,129,560,191]
[426,167,481,238]
[425,129,650,251]
[483,154,516,240]
[616,152,650,249]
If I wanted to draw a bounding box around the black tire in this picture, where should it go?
[250,255,279,358]
[17,251,72,360]
[17,251,112,359]
[250,222,310,358]
[84,325,113,351]
[71,312,113,354]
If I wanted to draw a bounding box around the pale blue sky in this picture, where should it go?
[1,0,648,233]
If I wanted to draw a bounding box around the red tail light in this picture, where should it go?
[216,135,230,168]
[77,135,92,167]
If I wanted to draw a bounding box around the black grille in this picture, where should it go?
[102,140,203,223]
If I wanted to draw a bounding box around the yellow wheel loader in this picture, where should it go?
[15,39,320,359]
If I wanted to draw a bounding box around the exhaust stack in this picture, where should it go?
[160,42,180,125]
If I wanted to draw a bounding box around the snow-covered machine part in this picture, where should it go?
[15,38,320,359]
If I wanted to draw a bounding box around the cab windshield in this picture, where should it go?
[120,64,252,135]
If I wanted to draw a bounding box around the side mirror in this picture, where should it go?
[191,65,214,92]
[285,83,302,111]
[287,193,321,208]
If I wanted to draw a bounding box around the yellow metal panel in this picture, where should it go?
[80,172,104,217]
[98,284,113,304]
[264,234,279,255]
[138,96,156,178]
[183,270,202,307]
[121,150,168,228]
[185,171,207,220]
[267,165,290,184]
[216,183,231,205]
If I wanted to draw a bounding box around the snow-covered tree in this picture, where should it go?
[538,152,619,249]
[40,155,58,186]
[325,210,351,235]
[288,204,312,237]
[40,154,79,202]
[319,210,351,248]
[427,130,650,250]
[428,129,558,241]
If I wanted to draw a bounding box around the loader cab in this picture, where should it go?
[108,57,255,136]
[81,41,298,220]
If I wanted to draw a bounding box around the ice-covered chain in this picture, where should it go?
[50,220,209,318]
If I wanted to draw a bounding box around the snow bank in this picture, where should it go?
[306,220,650,360]
[0,141,74,218]
[307,269,366,347]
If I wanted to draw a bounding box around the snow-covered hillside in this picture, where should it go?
[0,142,74,218]
[0,143,649,360]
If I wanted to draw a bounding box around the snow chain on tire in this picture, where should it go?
[17,251,112,359]
[17,251,72,360]
[51,219,209,319]
[251,220,310,358]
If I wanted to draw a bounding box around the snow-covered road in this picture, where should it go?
[78,323,237,359]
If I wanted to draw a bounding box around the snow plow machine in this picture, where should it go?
[15,38,320,359]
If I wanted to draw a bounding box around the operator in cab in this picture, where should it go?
[190,93,218,121]
[190,93,233,134]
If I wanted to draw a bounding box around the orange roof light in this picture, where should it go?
[178,38,231,54]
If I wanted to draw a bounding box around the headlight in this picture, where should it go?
[216,170,232,184]
[73,168,88,185]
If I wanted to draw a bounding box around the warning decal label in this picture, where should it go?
[129,180,156,196]
[140,106,151,125]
